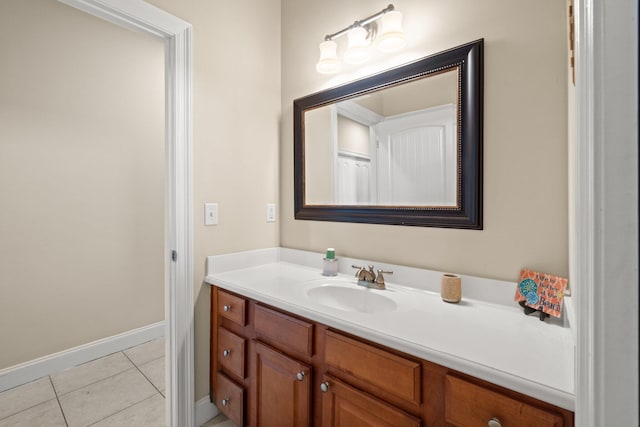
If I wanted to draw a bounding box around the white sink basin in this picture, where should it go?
[306,284,397,314]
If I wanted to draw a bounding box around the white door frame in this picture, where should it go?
[574,0,638,426]
[58,1,194,426]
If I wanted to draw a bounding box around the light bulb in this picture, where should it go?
[378,10,407,53]
[316,40,341,74]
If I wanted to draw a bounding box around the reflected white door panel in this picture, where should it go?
[375,105,456,206]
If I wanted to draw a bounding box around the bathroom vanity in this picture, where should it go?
[206,248,575,426]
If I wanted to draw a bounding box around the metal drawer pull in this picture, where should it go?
[222,349,231,357]
[320,382,330,393]
[487,418,502,427]
[221,398,230,406]
[296,371,305,381]
[223,304,231,312]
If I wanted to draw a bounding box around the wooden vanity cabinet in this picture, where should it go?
[210,286,574,427]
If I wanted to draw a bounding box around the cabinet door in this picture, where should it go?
[320,375,421,427]
[252,341,311,427]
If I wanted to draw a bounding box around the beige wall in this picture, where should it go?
[281,0,568,281]
[145,0,281,400]
[304,106,334,203]
[0,0,164,369]
[338,116,369,155]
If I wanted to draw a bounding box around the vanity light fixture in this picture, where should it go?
[315,4,407,74]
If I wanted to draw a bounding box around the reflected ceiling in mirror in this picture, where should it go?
[294,39,483,229]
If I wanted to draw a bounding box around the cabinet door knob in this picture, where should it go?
[221,398,230,406]
[320,382,330,393]
[223,304,231,312]
[296,371,305,381]
[487,418,502,427]
[222,349,231,357]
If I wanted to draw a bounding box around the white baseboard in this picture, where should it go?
[0,321,165,393]
[195,395,219,426]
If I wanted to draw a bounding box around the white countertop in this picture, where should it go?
[205,248,575,411]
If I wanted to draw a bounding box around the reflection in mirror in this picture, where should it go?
[305,69,459,206]
[294,39,483,229]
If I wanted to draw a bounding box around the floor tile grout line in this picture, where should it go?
[52,351,137,397]
[55,363,140,398]
[122,351,165,396]
[57,360,160,427]
[85,392,163,427]
[0,399,51,423]
[0,397,63,424]
[122,338,165,368]
[49,376,69,427]
[0,379,59,423]
[123,352,165,369]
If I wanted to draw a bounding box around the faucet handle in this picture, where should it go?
[375,269,393,285]
[352,265,366,279]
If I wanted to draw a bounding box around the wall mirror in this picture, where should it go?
[294,39,483,228]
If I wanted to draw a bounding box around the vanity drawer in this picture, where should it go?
[254,304,314,357]
[324,330,421,408]
[218,290,246,326]
[216,372,244,427]
[217,327,246,379]
[445,375,564,427]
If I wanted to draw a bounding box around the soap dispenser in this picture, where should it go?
[322,248,338,276]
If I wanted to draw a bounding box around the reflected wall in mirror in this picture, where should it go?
[294,39,483,228]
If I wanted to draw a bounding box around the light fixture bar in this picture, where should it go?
[324,4,395,41]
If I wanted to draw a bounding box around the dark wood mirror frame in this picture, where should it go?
[294,39,483,229]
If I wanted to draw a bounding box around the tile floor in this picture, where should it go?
[0,338,235,427]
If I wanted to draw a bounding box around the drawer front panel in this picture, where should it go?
[445,375,564,427]
[218,327,246,379]
[254,304,313,357]
[218,290,246,326]
[324,330,421,407]
[216,372,244,427]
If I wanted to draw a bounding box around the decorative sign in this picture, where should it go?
[515,269,568,319]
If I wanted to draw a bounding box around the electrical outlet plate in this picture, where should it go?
[266,203,276,222]
[205,203,218,225]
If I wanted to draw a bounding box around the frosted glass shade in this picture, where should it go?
[316,40,341,74]
[378,10,407,52]
[344,26,369,64]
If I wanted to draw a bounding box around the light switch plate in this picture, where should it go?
[205,203,218,225]
[266,203,276,223]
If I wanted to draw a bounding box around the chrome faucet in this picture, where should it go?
[352,265,393,290]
